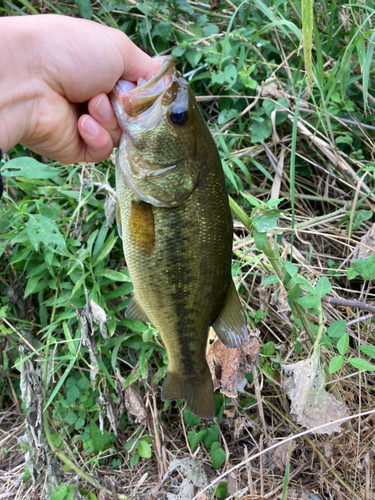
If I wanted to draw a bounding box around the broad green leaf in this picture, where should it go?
[253,209,283,232]
[27,214,67,253]
[315,277,332,299]
[337,333,349,356]
[327,320,347,338]
[253,228,267,250]
[348,358,375,372]
[262,341,275,356]
[203,425,219,449]
[130,453,140,468]
[0,157,60,179]
[218,109,240,125]
[263,275,279,286]
[138,440,152,458]
[188,429,208,452]
[66,385,80,404]
[215,482,228,500]
[95,269,131,282]
[183,407,201,427]
[359,345,375,359]
[89,420,112,454]
[51,484,67,500]
[74,0,92,19]
[250,117,272,143]
[210,441,226,469]
[284,261,298,277]
[329,356,344,374]
[296,295,321,311]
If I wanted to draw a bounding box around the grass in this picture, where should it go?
[1,0,375,499]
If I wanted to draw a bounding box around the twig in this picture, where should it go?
[321,296,375,315]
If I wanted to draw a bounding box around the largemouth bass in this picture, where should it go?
[111,56,247,418]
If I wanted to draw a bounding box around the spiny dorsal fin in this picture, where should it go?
[125,294,150,323]
[212,279,247,348]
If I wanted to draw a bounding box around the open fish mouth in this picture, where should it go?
[111,55,175,127]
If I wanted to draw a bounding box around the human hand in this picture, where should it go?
[0,15,158,163]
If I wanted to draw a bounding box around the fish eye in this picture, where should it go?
[170,106,188,126]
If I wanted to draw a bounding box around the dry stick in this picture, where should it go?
[321,296,375,315]
[347,313,374,326]
[252,365,268,442]
[193,410,375,500]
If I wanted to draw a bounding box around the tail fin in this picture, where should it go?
[161,368,215,419]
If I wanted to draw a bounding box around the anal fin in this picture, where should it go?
[212,279,247,348]
[125,294,151,323]
[161,366,215,419]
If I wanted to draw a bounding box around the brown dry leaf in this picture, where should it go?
[352,223,375,261]
[282,349,347,434]
[207,331,260,401]
[234,417,246,439]
[277,286,291,313]
[258,79,284,99]
[258,284,271,311]
[273,438,295,471]
[125,385,147,424]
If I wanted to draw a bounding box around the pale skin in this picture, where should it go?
[0,15,158,163]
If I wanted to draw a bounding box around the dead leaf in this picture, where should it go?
[234,417,246,439]
[282,349,347,434]
[163,458,208,500]
[104,192,116,228]
[277,286,291,313]
[352,223,375,261]
[272,438,295,471]
[125,385,147,424]
[258,79,284,99]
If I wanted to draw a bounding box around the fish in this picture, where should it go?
[110,55,247,419]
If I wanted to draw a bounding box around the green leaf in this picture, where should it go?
[351,255,375,280]
[301,0,313,88]
[315,277,332,299]
[215,482,228,499]
[218,109,239,125]
[0,157,60,179]
[252,209,283,232]
[263,275,279,286]
[27,215,67,253]
[283,261,298,277]
[351,210,372,231]
[348,358,375,371]
[296,295,321,311]
[327,320,347,338]
[183,407,201,427]
[185,48,203,67]
[210,441,226,469]
[92,236,118,267]
[172,46,186,58]
[51,484,67,500]
[188,429,208,452]
[66,385,80,404]
[138,440,152,458]
[203,425,220,449]
[89,420,112,454]
[95,269,131,282]
[337,333,349,356]
[262,341,275,356]
[130,453,140,468]
[74,0,93,19]
[359,345,375,359]
[250,117,272,143]
[253,228,267,250]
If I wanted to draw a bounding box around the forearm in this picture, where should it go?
[0,17,42,153]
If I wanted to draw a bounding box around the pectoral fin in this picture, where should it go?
[125,294,150,323]
[129,200,155,256]
[212,280,247,348]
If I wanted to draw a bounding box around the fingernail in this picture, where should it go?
[82,116,99,137]
[95,95,112,120]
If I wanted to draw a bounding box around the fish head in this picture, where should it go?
[111,56,203,208]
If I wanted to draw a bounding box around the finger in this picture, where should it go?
[88,93,122,147]
[78,114,115,162]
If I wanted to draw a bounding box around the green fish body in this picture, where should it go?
[111,56,247,418]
